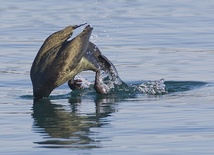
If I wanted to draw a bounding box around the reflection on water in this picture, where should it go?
[32,93,120,148]
[31,80,208,149]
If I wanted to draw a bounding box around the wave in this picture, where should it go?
[20,80,209,101]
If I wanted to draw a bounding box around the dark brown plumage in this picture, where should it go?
[30,24,93,99]
[31,24,122,100]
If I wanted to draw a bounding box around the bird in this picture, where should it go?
[30,24,167,100]
[30,24,122,100]
[30,24,95,99]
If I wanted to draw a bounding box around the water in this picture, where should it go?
[1,0,214,154]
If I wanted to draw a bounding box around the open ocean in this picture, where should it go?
[0,0,214,154]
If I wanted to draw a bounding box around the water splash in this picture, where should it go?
[73,74,92,89]
[137,78,167,95]
[70,74,208,96]
[72,74,167,95]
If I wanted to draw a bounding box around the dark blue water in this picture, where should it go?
[1,0,214,154]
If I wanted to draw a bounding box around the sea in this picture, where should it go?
[0,0,214,154]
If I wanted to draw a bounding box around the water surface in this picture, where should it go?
[0,0,214,155]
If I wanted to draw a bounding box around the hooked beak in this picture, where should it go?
[74,23,87,29]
